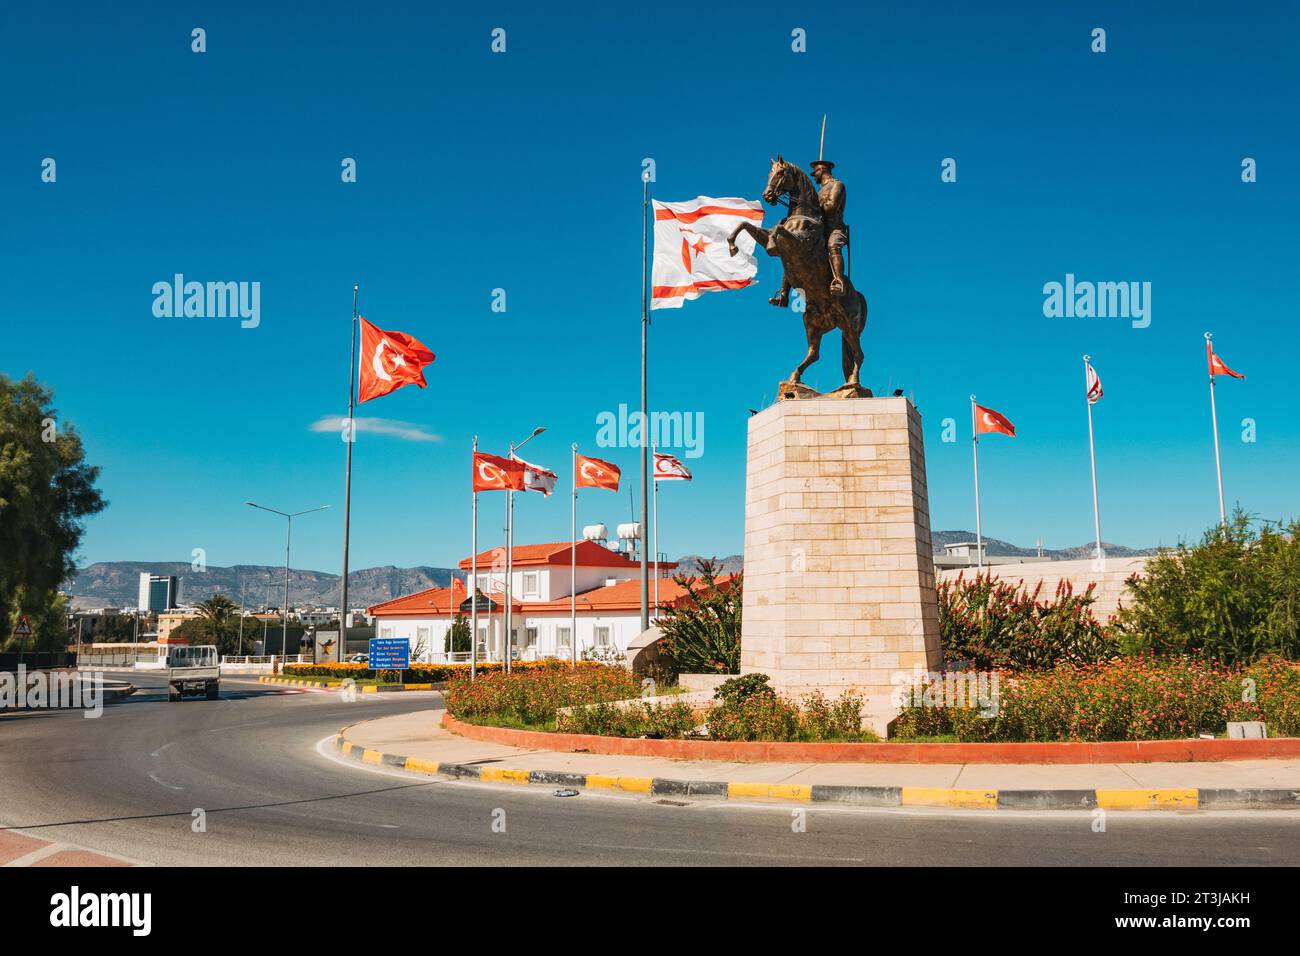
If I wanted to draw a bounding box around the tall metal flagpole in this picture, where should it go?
[1206,332,1227,525]
[639,172,651,633]
[470,436,478,679]
[1084,356,1103,563]
[339,284,358,656]
[970,395,983,571]
[652,441,660,615]
[571,443,578,668]
[505,477,514,672]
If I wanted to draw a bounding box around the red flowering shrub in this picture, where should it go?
[939,572,1118,671]
[894,656,1300,742]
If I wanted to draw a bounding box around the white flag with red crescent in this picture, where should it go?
[653,452,692,481]
[1085,361,1103,405]
[651,197,763,310]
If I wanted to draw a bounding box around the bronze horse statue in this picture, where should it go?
[727,156,867,393]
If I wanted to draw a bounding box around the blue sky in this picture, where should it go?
[3,2,1296,572]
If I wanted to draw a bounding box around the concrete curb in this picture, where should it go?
[443,713,1300,765]
[330,731,1300,812]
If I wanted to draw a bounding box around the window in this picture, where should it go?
[379,625,394,639]
[594,626,610,648]
[556,626,571,648]
[525,626,538,648]
[523,572,539,597]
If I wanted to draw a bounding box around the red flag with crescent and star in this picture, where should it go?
[357,317,436,403]
[472,452,526,492]
[575,453,620,491]
[974,403,1016,437]
[1207,341,1245,379]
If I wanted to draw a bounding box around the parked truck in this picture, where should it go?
[165,645,220,701]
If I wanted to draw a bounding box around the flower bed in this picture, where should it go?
[443,664,642,728]
[895,656,1300,742]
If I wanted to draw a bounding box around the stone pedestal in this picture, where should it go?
[739,396,942,733]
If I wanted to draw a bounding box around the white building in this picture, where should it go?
[368,540,683,663]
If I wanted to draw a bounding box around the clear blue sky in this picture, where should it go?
[4,2,1296,572]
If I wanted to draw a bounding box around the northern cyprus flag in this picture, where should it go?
[651,197,763,309]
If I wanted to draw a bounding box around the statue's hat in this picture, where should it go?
[810,159,836,172]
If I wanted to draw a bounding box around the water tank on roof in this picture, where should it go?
[617,522,642,541]
[582,523,608,542]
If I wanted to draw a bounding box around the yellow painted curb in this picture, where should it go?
[726,782,813,802]
[481,767,530,784]
[1096,789,1199,810]
[404,757,440,775]
[361,749,383,765]
[901,787,999,810]
[586,775,654,793]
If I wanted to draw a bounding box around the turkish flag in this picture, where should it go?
[472,452,526,492]
[1207,341,1245,379]
[974,403,1016,437]
[357,317,436,403]
[575,453,620,491]
[653,452,693,481]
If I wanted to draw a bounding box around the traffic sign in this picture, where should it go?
[368,637,409,670]
[13,615,32,637]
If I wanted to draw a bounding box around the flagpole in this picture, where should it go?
[505,480,513,672]
[970,395,983,571]
[652,442,660,615]
[339,283,358,654]
[639,172,651,633]
[1084,356,1103,564]
[1206,332,1226,525]
[570,443,578,669]
[470,436,478,679]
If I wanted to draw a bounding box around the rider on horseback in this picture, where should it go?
[811,159,848,298]
[768,157,850,306]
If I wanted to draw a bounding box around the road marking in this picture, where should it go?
[146,771,185,791]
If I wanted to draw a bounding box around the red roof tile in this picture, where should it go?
[457,539,677,572]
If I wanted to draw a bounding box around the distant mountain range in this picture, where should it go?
[67,531,1157,609]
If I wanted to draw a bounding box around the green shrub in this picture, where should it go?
[443,664,640,728]
[557,700,698,738]
[714,672,775,706]
[938,572,1118,670]
[1115,512,1300,664]
[656,558,741,674]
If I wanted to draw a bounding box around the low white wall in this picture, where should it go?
[937,556,1150,621]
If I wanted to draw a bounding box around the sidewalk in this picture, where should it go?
[335,710,1300,811]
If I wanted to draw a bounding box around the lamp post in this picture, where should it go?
[504,426,545,672]
[247,502,330,658]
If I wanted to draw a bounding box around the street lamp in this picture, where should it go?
[246,502,331,658]
[504,426,545,671]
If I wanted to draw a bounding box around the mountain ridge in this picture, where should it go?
[67,532,1157,608]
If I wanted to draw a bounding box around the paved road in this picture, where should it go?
[1,673,1296,866]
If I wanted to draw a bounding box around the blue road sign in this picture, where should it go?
[368,638,410,670]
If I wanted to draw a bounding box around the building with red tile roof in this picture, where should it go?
[367,541,693,663]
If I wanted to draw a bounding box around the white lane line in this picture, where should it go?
[146,771,185,791]
[3,843,65,867]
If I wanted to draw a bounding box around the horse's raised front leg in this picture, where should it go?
[790,322,826,383]
[728,221,772,258]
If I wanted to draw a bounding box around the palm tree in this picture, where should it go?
[195,594,238,627]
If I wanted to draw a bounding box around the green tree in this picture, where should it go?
[656,558,742,674]
[445,612,471,655]
[1115,511,1300,664]
[0,374,105,642]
